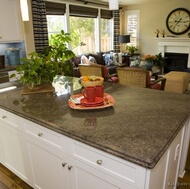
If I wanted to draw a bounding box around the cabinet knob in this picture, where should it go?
[62,163,67,167]
[96,160,102,165]
[2,116,7,119]
[38,133,43,137]
[0,36,2,39]
[68,166,73,170]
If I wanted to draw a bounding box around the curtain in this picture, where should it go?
[113,10,120,53]
[32,0,48,53]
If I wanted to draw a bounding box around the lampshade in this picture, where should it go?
[119,35,131,43]
[109,0,119,10]
[20,0,29,21]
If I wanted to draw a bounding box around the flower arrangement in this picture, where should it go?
[144,54,156,62]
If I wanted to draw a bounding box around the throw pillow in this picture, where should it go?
[89,56,97,64]
[102,53,114,66]
[112,53,119,65]
[81,55,91,65]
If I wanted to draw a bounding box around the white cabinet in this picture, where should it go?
[69,157,132,189]
[0,108,189,189]
[68,139,146,189]
[0,0,23,42]
[23,119,71,189]
[146,127,185,189]
[0,109,31,185]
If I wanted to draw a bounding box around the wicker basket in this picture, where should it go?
[81,76,104,87]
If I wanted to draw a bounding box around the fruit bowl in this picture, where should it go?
[81,76,104,87]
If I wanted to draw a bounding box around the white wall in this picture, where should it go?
[121,0,190,57]
[22,0,35,56]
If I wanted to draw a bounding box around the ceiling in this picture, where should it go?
[96,0,163,6]
[57,0,165,7]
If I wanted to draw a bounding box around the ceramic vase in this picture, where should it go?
[144,61,154,70]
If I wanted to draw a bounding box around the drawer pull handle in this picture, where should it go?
[62,163,67,167]
[2,116,7,119]
[96,160,102,165]
[38,133,43,137]
[68,166,73,170]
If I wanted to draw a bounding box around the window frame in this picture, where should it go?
[45,2,114,54]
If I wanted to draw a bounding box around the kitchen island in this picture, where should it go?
[0,77,190,189]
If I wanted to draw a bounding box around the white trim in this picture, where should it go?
[155,38,190,68]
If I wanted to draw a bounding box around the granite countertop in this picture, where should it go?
[0,77,190,169]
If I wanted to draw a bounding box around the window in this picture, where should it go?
[47,15,66,45]
[45,2,114,55]
[100,18,112,52]
[70,16,95,55]
[125,10,140,48]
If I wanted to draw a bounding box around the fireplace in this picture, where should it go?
[164,53,188,73]
[155,38,190,73]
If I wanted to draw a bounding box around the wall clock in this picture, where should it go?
[166,8,190,35]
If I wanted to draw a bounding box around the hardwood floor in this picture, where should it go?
[0,146,190,189]
[0,164,33,189]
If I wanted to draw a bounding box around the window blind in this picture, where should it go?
[101,9,113,19]
[69,5,98,18]
[45,2,66,15]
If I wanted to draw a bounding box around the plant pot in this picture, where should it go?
[27,84,44,90]
[144,61,154,70]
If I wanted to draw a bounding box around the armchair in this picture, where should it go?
[116,67,166,90]
[79,64,118,83]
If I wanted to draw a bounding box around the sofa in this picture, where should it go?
[71,52,119,77]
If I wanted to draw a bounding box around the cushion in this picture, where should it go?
[81,55,91,64]
[112,53,119,65]
[71,56,82,67]
[89,56,97,64]
[151,83,161,90]
[89,53,102,64]
[102,66,109,78]
[102,53,114,66]
[81,55,99,65]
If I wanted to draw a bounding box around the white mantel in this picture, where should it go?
[155,38,190,68]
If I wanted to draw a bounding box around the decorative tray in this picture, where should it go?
[68,93,115,110]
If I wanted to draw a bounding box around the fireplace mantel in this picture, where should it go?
[155,37,190,68]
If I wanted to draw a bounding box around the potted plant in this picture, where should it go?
[42,30,75,76]
[144,54,156,70]
[10,30,76,90]
[126,45,138,56]
[153,53,165,74]
[154,53,165,67]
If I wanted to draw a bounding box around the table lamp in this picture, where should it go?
[119,35,130,54]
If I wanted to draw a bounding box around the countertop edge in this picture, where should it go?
[0,105,189,169]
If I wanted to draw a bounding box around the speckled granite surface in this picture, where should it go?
[0,78,190,169]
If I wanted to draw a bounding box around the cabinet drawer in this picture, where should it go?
[68,139,146,187]
[0,109,20,129]
[24,119,67,151]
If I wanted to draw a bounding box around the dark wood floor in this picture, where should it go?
[0,147,190,189]
[0,164,33,189]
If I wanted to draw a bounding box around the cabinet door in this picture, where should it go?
[0,117,29,183]
[69,157,136,189]
[0,0,23,42]
[25,135,70,189]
